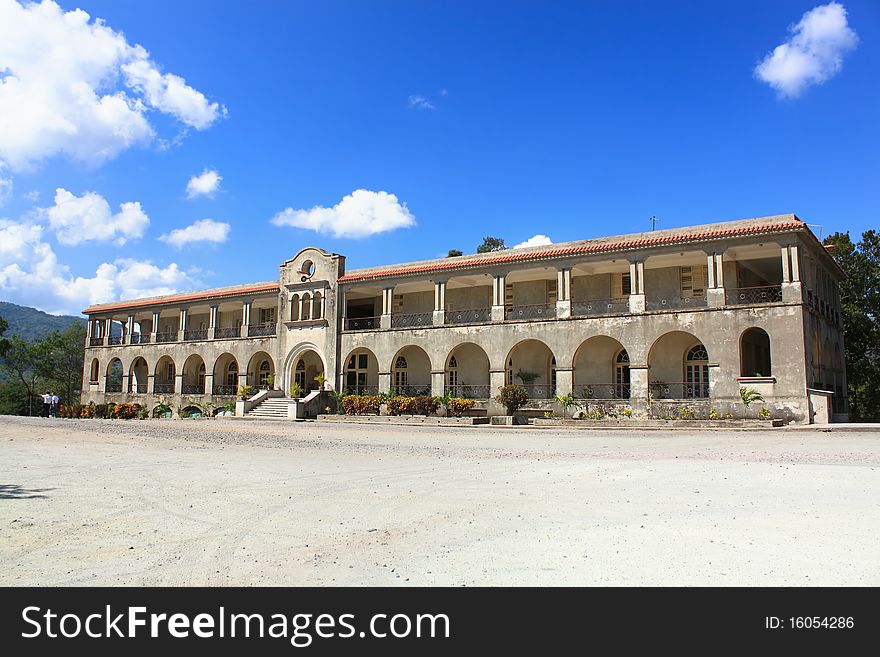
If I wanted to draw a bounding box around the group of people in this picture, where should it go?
[41,392,59,418]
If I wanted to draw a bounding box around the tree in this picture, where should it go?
[824,230,880,421]
[447,249,463,257]
[39,324,87,406]
[0,316,9,358]
[477,237,506,253]
[0,336,42,416]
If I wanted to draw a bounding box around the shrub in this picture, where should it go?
[758,406,771,419]
[111,403,141,419]
[224,401,236,415]
[412,396,440,416]
[709,407,720,420]
[623,408,633,418]
[341,395,382,415]
[496,384,528,415]
[740,386,765,407]
[153,402,173,418]
[675,405,696,420]
[238,385,254,400]
[446,398,476,417]
[289,382,304,399]
[385,396,440,416]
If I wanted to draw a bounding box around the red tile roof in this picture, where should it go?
[82,281,279,315]
[338,219,807,284]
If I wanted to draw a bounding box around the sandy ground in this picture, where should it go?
[0,415,878,586]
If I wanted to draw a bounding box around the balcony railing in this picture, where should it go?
[646,295,707,311]
[130,384,148,394]
[214,326,240,339]
[725,285,783,306]
[574,383,631,400]
[650,381,709,399]
[247,323,276,337]
[516,384,557,400]
[109,336,123,345]
[444,384,491,400]
[89,337,103,347]
[344,316,379,331]
[505,303,556,321]
[182,384,205,395]
[391,311,433,328]
[445,307,491,324]
[155,331,178,343]
[184,328,208,341]
[212,385,237,396]
[571,297,629,317]
[130,333,149,345]
[391,384,433,397]
[105,381,123,393]
[341,384,380,396]
[153,382,175,394]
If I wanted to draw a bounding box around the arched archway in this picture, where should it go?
[247,351,276,389]
[445,343,490,399]
[740,328,772,377]
[505,339,556,399]
[573,336,630,399]
[289,294,300,321]
[648,331,709,399]
[390,345,431,396]
[106,358,123,392]
[342,348,378,395]
[182,354,206,394]
[212,353,239,396]
[154,356,176,394]
[292,349,324,394]
[301,293,312,321]
[89,358,100,384]
[129,357,149,393]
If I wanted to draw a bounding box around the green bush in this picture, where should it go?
[341,395,382,415]
[445,398,476,417]
[495,384,528,414]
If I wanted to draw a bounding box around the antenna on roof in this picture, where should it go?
[649,215,659,231]
[806,223,824,239]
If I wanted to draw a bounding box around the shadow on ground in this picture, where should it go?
[0,484,53,500]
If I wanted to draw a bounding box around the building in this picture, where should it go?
[81,214,847,423]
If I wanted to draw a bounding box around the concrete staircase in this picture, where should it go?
[245,397,294,419]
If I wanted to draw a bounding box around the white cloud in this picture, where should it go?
[513,234,552,249]
[186,168,222,199]
[408,95,435,110]
[0,175,11,206]
[159,218,231,249]
[0,0,225,172]
[754,2,858,98]
[0,217,200,315]
[45,188,149,246]
[24,190,39,203]
[270,189,416,239]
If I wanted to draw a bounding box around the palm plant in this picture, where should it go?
[739,386,765,407]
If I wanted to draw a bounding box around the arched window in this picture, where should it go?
[106,359,123,392]
[90,358,99,383]
[740,328,772,377]
[615,349,631,399]
[301,293,311,321]
[550,356,557,395]
[685,344,709,398]
[226,361,238,387]
[198,362,206,387]
[259,359,271,386]
[345,351,371,394]
[313,291,322,319]
[290,294,300,322]
[446,354,458,392]
[506,358,513,386]
[394,355,408,389]
[295,358,306,389]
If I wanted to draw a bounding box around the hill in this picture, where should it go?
[0,301,86,341]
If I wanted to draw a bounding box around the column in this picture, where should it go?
[241,301,251,338]
[104,318,112,346]
[151,311,159,343]
[491,274,506,322]
[431,370,446,397]
[378,371,391,394]
[628,261,645,313]
[554,367,573,396]
[208,305,217,340]
[126,314,135,344]
[432,281,446,326]
[628,365,649,417]
[178,308,188,341]
[781,244,803,303]
[488,370,506,416]
[556,268,572,318]
[380,287,393,329]
[204,373,214,397]
[174,371,183,395]
[706,252,725,307]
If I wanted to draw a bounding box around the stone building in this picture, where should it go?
[81,214,847,423]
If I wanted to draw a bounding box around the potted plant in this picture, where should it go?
[289,382,304,399]
[496,384,528,416]
[314,372,327,391]
[238,384,254,400]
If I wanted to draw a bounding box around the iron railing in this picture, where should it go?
[155,331,178,343]
[105,380,123,393]
[182,384,205,395]
[445,307,491,324]
[344,316,379,331]
[89,337,103,347]
[646,295,707,311]
[247,323,276,337]
[341,385,380,396]
[725,285,783,306]
[650,381,709,399]
[574,383,631,400]
[571,297,629,317]
[505,303,556,321]
[214,326,240,339]
[391,385,433,397]
[391,312,433,328]
[153,382,175,394]
[130,383,148,394]
[444,385,491,400]
[184,328,208,341]
[212,385,237,396]
[130,333,149,344]
[109,336,123,345]
[516,384,557,400]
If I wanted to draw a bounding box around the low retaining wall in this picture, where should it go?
[316,414,489,426]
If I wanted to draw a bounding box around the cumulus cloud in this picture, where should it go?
[513,234,553,249]
[0,217,200,315]
[270,189,416,239]
[754,2,858,98]
[186,168,222,199]
[45,188,149,246]
[0,0,225,172]
[0,175,11,207]
[24,190,39,203]
[159,218,231,249]
[408,95,435,110]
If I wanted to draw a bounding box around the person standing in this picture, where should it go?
[42,392,51,417]
[51,393,59,418]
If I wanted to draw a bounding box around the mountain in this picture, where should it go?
[0,302,86,341]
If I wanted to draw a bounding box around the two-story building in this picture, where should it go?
[81,214,847,423]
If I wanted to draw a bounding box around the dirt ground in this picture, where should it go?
[1,415,877,586]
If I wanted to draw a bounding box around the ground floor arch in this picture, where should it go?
[648,331,709,399]
[740,327,771,377]
[445,343,490,399]
[106,358,123,392]
[505,339,556,399]
[573,336,630,399]
[129,357,149,393]
[153,355,176,394]
[212,353,239,396]
[182,354,207,394]
[390,345,432,396]
[342,348,378,395]
[247,351,276,390]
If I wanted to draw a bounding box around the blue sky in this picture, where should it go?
[0,0,877,315]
